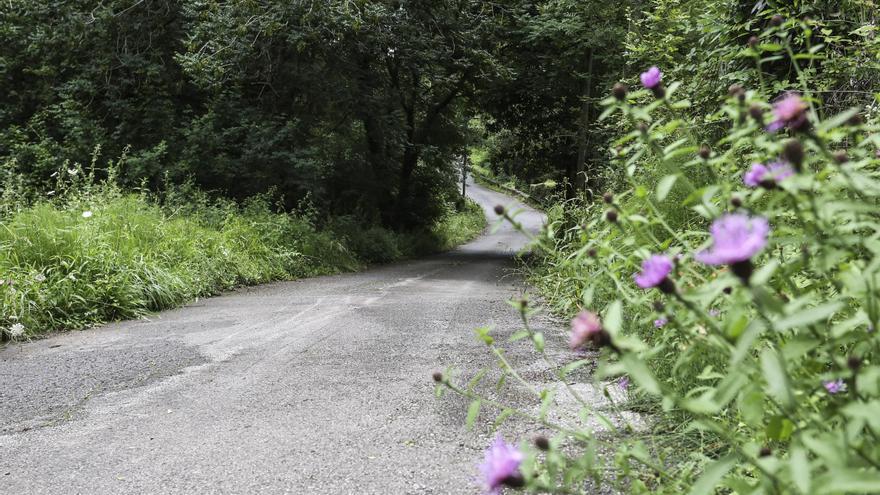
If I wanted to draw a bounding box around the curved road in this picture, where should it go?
[0,180,548,494]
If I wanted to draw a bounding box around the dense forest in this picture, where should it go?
[4,1,880,493]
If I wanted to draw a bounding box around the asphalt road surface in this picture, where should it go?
[0,180,553,494]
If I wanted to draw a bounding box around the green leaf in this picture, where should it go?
[466,400,481,430]
[761,348,794,409]
[790,445,811,494]
[656,174,678,202]
[621,354,660,395]
[604,300,622,335]
[532,332,545,353]
[814,469,880,493]
[475,326,495,346]
[774,301,844,331]
[688,455,737,495]
[738,387,764,427]
[766,415,794,441]
[509,330,529,342]
[559,359,592,379]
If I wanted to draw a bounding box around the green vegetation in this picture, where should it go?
[1,161,484,340]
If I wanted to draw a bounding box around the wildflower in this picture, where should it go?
[34,273,46,283]
[767,93,809,132]
[479,436,524,494]
[82,211,93,218]
[612,83,628,101]
[696,214,770,284]
[8,323,24,338]
[617,376,630,390]
[823,379,846,395]
[570,311,603,350]
[634,255,676,293]
[654,318,668,328]
[743,162,794,188]
[640,66,662,89]
[696,215,769,266]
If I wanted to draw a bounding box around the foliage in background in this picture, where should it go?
[0,0,502,229]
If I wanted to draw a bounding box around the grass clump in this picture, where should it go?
[1,165,485,340]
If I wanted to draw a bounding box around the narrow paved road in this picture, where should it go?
[0,180,547,494]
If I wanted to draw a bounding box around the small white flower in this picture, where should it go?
[9,323,24,338]
[35,273,46,283]
[82,211,93,218]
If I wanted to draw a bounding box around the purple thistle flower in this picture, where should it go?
[640,66,662,89]
[654,318,668,328]
[634,255,674,289]
[767,93,808,132]
[744,161,795,188]
[639,66,663,89]
[696,214,770,266]
[823,379,846,395]
[479,436,524,494]
[570,311,603,350]
[617,376,630,390]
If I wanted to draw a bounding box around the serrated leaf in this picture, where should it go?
[621,354,660,395]
[761,348,794,409]
[466,400,481,429]
[688,455,737,495]
[656,174,678,202]
[791,445,811,494]
[774,301,844,331]
[604,300,622,335]
[532,332,545,352]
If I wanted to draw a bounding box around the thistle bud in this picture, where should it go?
[653,300,665,312]
[605,210,618,223]
[782,140,805,170]
[748,36,759,48]
[728,84,745,98]
[494,205,505,216]
[759,446,773,457]
[723,286,733,295]
[833,151,849,164]
[612,83,628,101]
[730,196,743,208]
[602,192,614,204]
[637,122,649,134]
[848,356,863,371]
[749,104,764,124]
[534,436,550,451]
[587,248,598,258]
[699,146,711,160]
[771,14,784,26]
[848,113,864,126]
[432,371,444,383]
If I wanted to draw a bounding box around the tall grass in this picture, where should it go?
[1,165,485,340]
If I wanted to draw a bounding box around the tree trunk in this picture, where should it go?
[574,48,595,194]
